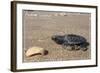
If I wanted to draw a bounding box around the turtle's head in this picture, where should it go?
[51,35,64,44]
[51,35,57,41]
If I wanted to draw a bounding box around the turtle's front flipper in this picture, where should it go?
[62,43,75,51]
[62,42,68,49]
[67,45,73,50]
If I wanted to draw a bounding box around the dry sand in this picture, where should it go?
[22,10,91,62]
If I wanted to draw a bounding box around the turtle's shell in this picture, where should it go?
[64,34,86,45]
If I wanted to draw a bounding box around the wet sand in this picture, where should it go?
[23,10,91,62]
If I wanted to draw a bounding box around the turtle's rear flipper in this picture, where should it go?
[80,42,89,51]
[62,43,73,50]
[81,47,88,51]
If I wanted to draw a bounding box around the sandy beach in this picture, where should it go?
[22,10,91,62]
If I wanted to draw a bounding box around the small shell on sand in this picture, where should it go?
[25,47,48,57]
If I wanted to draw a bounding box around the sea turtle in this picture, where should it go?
[51,34,89,51]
